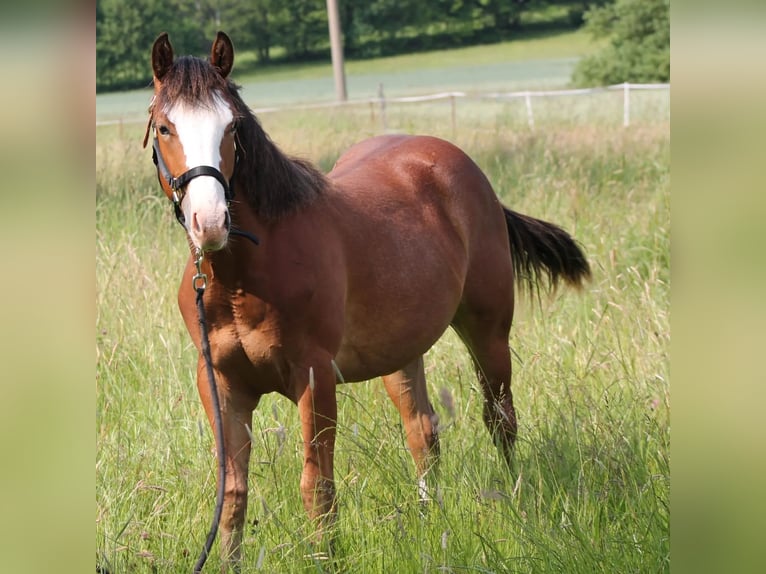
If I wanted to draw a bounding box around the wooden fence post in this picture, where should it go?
[450,94,456,139]
[525,92,534,129]
[623,82,630,127]
[378,83,387,133]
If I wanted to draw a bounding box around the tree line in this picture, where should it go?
[96,0,667,93]
[97,0,599,92]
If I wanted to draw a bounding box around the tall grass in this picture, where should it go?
[96,102,669,572]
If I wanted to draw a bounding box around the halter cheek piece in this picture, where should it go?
[150,130,237,228]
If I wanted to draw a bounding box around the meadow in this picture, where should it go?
[96,85,669,572]
[96,29,599,123]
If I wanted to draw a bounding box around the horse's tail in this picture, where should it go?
[503,208,591,296]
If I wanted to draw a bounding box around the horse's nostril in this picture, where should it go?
[224,211,231,231]
[191,212,202,234]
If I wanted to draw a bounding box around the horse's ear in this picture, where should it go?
[152,32,174,81]
[210,31,234,78]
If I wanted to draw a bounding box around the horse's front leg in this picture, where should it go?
[294,360,338,543]
[196,358,258,571]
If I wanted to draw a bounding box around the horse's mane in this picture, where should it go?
[156,56,327,221]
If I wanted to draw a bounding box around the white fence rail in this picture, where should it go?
[478,82,669,128]
[96,82,669,129]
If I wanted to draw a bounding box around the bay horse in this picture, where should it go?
[144,32,590,569]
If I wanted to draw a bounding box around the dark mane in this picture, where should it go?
[156,56,328,221]
[229,92,328,221]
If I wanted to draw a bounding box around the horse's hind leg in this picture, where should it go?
[383,356,440,501]
[453,308,517,469]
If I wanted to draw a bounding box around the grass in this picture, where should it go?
[96,92,669,572]
[233,28,596,81]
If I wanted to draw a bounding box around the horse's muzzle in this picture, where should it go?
[190,207,230,251]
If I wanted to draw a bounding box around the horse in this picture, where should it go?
[144,31,590,570]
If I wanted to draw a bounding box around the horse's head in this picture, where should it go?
[144,32,238,252]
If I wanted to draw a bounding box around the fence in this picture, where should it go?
[95,82,669,131]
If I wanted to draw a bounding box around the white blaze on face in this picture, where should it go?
[167,93,233,250]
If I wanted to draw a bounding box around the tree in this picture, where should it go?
[96,0,208,91]
[278,0,328,58]
[480,0,528,32]
[572,0,669,86]
[208,0,278,63]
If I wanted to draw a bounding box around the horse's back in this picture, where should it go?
[329,134,506,237]
[329,133,509,264]
[330,134,490,193]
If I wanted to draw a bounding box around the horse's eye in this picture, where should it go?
[158,125,171,136]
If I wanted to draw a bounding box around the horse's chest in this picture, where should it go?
[207,293,287,389]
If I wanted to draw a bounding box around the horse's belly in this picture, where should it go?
[333,341,433,382]
[334,302,456,382]
[333,247,466,381]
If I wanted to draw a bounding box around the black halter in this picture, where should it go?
[151,132,236,228]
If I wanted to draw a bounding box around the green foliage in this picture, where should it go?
[97,0,586,92]
[96,0,211,91]
[572,0,669,86]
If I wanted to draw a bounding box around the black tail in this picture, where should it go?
[504,208,591,296]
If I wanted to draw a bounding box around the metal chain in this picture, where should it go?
[192,248,208,291]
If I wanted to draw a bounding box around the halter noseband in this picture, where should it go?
[150,129,237,228]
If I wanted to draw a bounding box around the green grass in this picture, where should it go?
[234,29,595,81]
[97,95,669,572]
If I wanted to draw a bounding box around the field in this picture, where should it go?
[96,29,597,124]
[96,63,669,572]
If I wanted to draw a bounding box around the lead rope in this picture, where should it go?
[192,248,227,574]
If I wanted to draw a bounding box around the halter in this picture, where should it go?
[151,128,237,229]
